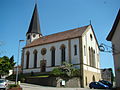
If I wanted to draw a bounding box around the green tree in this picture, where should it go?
[0,56,15,78]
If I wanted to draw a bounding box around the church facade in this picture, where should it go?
[21,4,101,87]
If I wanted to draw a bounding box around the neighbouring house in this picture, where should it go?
[101,68,113,83]
[13,66,22,74]
[21,4,101,87]
[106,9,120,88]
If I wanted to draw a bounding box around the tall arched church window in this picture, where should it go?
[26,51,30,69]
[74,45,77,55]
[60,44,66,64]
[89,47,92,66]
[50,47,55,66]
[84,45,86,56]
[33,50,37,68]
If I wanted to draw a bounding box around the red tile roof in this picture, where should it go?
[25,25,89,48]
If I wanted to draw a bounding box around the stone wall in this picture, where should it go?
[26,77,81,87]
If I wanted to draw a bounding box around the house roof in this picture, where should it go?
[26,4,41,35]
[24,25,90,48]
[106,9,120,41]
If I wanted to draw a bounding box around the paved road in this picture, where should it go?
[8,81,111,90]
[20,83,111,90]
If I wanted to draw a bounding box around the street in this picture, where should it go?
[8,81,111,90]
[20,83,111,90]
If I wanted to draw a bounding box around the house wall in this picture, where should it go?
[111,20,120,87]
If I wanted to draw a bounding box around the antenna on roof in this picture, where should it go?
[89,20,92,25]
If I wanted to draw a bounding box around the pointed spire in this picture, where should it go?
[27,4,42,35]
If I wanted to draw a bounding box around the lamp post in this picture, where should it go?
[15,40,24,84]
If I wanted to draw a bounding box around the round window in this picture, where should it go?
[41,48,47,55]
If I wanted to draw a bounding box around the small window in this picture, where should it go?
[27,35,30,39]
[74,45,77,55]
[90,34,92,41]
[33,34,36,38]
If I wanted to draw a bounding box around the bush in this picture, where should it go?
[50,62,80,78]
[50,68,65,77]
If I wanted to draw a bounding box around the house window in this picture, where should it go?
[26,51,30,69]
[51,47,55,66]
[61,44,66,64]
[33,50,37,68]
[74,45,77,55]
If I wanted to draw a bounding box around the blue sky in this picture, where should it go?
[0,0,120,73]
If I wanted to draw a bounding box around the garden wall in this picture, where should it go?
[26,77,81,87]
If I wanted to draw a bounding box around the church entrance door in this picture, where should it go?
[40,60,46,72]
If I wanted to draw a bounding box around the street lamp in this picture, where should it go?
[15,40,24,84]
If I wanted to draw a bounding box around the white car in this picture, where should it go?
[0,79,8,90]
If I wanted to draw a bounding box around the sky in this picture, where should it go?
[0,0,120,74]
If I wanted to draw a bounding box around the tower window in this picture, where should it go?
[33,34,36,38]
[27,35,30,39]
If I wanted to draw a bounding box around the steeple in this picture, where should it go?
[26,4,42,45]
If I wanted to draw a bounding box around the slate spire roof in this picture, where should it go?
[26,4,41,35]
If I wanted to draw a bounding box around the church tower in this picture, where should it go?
[26,4,42,45]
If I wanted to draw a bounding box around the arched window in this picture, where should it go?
[60,44,66,64]
[74,45,77,55]
[33,50,37,68]
[90,34,93,41]
[91,48,94,67]
[86,77,87,86]
[89,47,92,66]
[84,45,86,56]
[92,75,95,82]
[93,50,95,67]
[26,51,30,69]
[50,47,55,66]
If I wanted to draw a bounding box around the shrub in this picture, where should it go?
[50,62,80,78]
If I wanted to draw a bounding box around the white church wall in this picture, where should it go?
[23,40,69,71]
[70,38,80,65]
[82,27,100,70]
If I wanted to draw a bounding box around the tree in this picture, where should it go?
[0,56,15,78]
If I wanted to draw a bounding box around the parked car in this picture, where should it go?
[99,80,113,88]
[89,81,109,89]
[0,79,8,90]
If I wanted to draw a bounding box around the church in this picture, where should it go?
[21,4,101,87]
